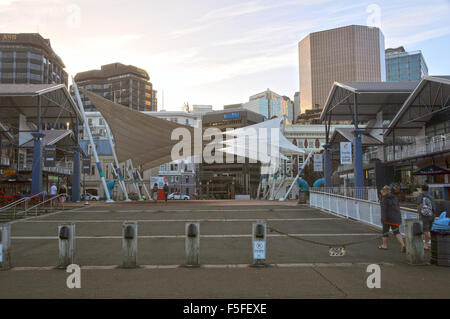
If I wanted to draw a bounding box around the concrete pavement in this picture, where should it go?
[0,200,448,298]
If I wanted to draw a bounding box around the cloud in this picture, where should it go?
[387,26,450,47]
[198,1,276,22]
[170,0,334,38]
[380,1,450,46]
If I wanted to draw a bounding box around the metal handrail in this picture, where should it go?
[25,193,67,216]
[0,191,46,212]
[309,189,418,214]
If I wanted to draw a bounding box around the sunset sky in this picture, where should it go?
[1,0,449,111]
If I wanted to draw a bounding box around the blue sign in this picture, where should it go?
[224,112,240,120]
[253,241,265,259]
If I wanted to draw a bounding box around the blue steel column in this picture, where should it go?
[31,132,45,195]
[352,93,364,199]
[324,144,332,189]
[72,146,81,202]
[354,129,364,199]
[31,95,43,195]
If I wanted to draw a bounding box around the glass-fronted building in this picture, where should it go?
[0,33,68,87]
[242,89,294,123]
[386,47,428,81]
[73,63,157,112]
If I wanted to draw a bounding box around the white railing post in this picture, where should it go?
[356,201,360,220]
[345,198,349,218]
[369,204,373,225]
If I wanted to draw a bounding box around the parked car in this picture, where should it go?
[82,193,99,201]
[167,193,190,200]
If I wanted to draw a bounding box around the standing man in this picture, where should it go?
[417,185,436,250]
[163,183,169,203]
[50,183,57,197]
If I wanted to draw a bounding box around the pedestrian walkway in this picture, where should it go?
[1,201,448,298]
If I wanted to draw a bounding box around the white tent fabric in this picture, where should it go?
[220,117,305,157]
[82,90,303,170]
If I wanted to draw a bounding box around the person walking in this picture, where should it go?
[58,184,67,203]
[163,183,169,203]
[152,183,158,202]
[417,184,436,250]
[379,185,406,252]
[50,183,57,197]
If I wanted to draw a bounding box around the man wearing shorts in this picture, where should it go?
[417,185,436,250]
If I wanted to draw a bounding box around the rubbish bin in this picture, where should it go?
[298,191,306,204]
[430,230,450,267]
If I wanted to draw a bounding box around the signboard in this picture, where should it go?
[313,154,323,172]
[82,157,91,174]
[329,247,346,257]
[163,176,169,184]
[44,145,56,167]
[340,142,352,165]
[253,240,266,259]
[224,112,240,120]
[150,176,165,189]
[0,244,2,263]
[3,169,16,177]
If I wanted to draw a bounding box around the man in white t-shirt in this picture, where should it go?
[50,183,57,196]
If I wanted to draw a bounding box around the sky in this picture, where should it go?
[1,0,450,111]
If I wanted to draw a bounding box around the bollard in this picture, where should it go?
[252,221,267,267]
[122,221,138,268]
[0,224,11,270]
[185,222,200,267]
[57,224,76,269]
[405,219,425,265]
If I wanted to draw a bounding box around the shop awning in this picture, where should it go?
[320,81,417,122]
[329,128,383,147]
[20,129,73,147]
[384,76,450,137]
[413,164,450,175]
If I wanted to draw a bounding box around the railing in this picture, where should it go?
[310,190,419,235]
[24,193,66,217]
[0,193,65,221]
[312,187,379,202]
[386,133,450,161]
[0,191,46,212]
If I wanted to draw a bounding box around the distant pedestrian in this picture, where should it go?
[58,184,67,203]
[379,185,406,252]
[50,183,57,197]
[152,183,158,202]
[163,183,169,203]
[417,185,436,250]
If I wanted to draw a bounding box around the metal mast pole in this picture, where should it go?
[105,121,130,201]
[127,159,143,200]
[72,78,113,203]
[279,151,314,201]
[136,169,151,200]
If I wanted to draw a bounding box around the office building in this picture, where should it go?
[385,46,428,81]
[293,91,300,122]
[242,89,294,123]
[192,104,213,115]
[0,33,68,86]
[73,62,157,112]
[298,25,386,112]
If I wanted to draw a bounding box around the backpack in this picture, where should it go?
[421,195,433,217]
